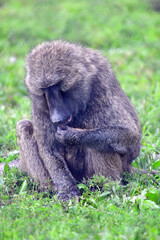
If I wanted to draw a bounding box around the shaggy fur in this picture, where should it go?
[17,40,141,200]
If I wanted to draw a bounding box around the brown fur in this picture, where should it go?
[16,40,141,200]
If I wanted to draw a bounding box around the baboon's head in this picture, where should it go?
[44,83,85,125]
[25,41,98,125]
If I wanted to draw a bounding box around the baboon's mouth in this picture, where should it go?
[64,115,72,125]
[61,115,72,126]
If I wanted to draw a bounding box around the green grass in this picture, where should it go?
[0,0,160,239]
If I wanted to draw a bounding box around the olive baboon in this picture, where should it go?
[16,40,141,200]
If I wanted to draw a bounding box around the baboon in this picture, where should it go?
[16,40,141,200]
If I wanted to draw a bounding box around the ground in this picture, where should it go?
[0,0,160,239]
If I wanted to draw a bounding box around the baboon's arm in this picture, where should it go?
[56,126,140,157]
[31,103,80,199]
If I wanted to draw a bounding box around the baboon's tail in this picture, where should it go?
[131,167,160,176]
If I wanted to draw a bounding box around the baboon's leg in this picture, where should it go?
[17,119,52,189]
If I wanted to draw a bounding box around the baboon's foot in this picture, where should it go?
[16,119,33,172]
[57,185,81,201]
[17,119,33,141]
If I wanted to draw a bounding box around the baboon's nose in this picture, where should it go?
[50,110,64,124]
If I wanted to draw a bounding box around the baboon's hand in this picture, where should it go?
[55,126,79,145]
